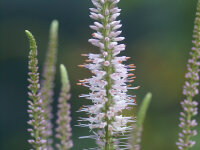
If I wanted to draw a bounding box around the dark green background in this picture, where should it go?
[0,0,200,149]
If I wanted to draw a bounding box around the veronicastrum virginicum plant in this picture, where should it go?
[77,0,139,149]
[40,20,59,150]
[131,93,152,150]
[25,2,152,150]
[26,20,73,150]
[176,0,200,150]
[26,30,47,150]
[24,1,200,150]
[55,64,73,150]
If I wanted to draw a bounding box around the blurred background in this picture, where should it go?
[0,0,200,149]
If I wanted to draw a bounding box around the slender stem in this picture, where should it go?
[102,2,114,150]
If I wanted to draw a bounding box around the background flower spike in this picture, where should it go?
[40,20,59,150]
[25,30,46,150]
[131,92,152,150]
[55,64,73,150]
[176,1,200,149]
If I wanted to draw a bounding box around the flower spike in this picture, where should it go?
[56,64,73,150]
[78,0,138,149]
[131,93,152,150]
[26,30,46,150]
[176,1,200,149]
[40,20,59,149]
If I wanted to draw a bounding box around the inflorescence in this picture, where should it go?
[77,0,138,149]
[26,30,47,150]
[40,20,59,150]
[26,21,73,150]
[25,1,200,150]
[176,1,200,149]
[56,64,73,150]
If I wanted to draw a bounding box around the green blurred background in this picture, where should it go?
[0,0,200,149]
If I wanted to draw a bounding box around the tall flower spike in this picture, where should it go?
[26,30,46,150]
[176,1,200,149]
[130,93,152,150]
[40,20,59,149]
[56,64,73,150]
[78,0,138,149]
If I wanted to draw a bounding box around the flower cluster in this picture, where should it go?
[26,21,73,150]
[131,93,152,150]
[56,64,73,150]
[78,0,138,149]
[26,30,47,150]
[131,126,142,150]
[176,1,200,149]
[40,20,59,150]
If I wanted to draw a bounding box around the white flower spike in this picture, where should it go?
[78,0,138,149]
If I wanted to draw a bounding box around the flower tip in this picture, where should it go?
[128,73,135,77]
[79,79,87,82]
[85,59,92,63]
[51,20,59,28]
[78,65,85,68]
[129,69,136,71]
[25,30,33,38]
[25,30,29,33]
[60,64,69,85]
[135,86,140,90]
[128,80,134,83]
[129,64,135,66]
[81,54,87,56]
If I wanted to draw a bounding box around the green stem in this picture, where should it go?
[101,2,114,150]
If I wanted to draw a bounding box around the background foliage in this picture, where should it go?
[0,0,200,150]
